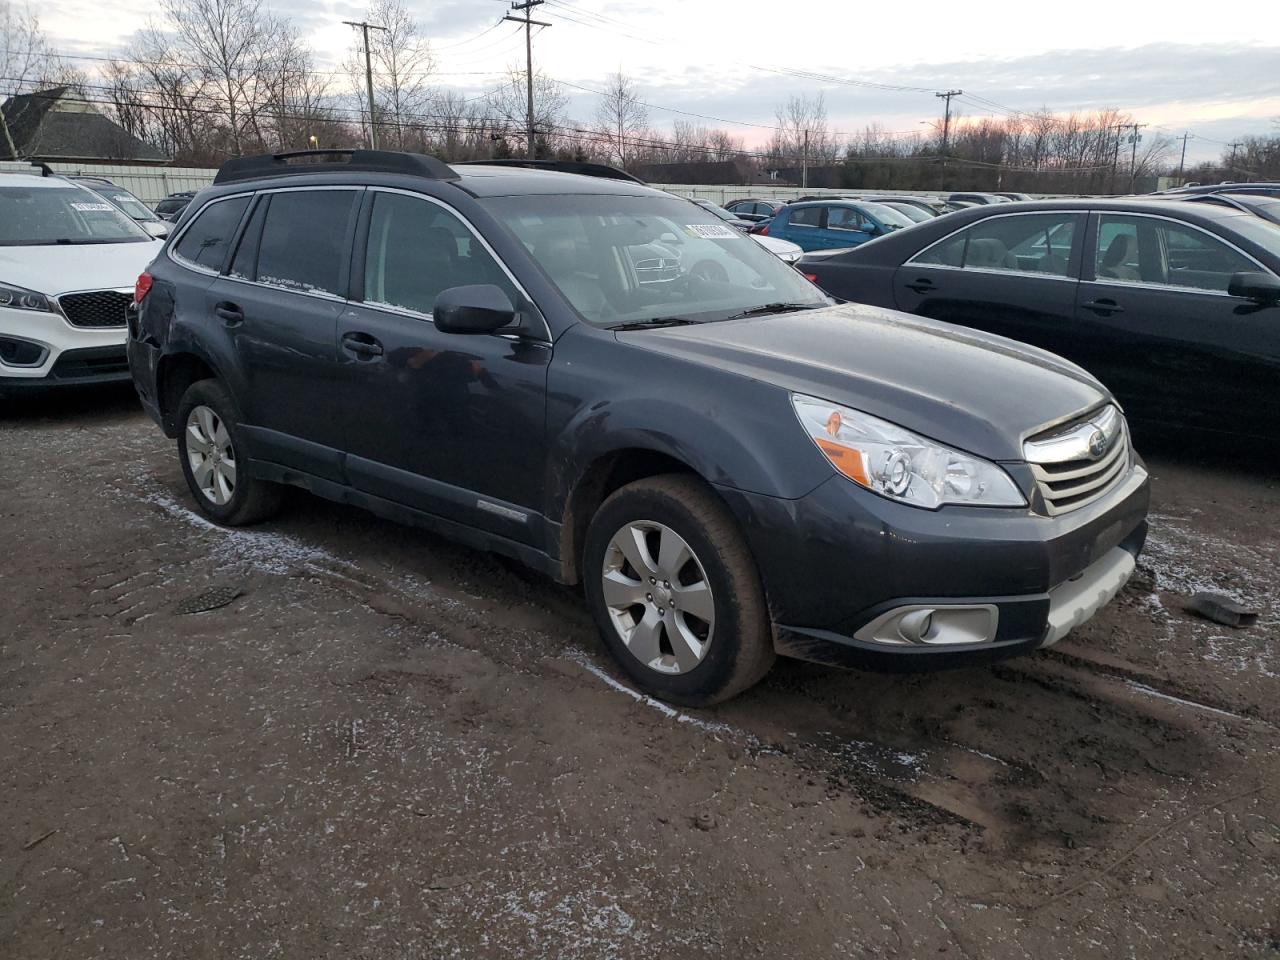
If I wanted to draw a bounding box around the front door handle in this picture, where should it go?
[1082,298,1124,315]
[214,301,244,325]
[905,278,936,293]
[341,332,384,358]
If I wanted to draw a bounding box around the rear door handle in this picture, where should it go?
[1082,298,1124,315]
[341,332,384,358]
[905,278,936,293]
[214,301,243,325]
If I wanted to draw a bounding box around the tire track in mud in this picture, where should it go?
[109,446,1274,863]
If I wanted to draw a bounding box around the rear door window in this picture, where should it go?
[912,213,1079,276]
[788,206,823,228]
[253,190,357,296]
[173,196,251,271]
[827,207,866,232]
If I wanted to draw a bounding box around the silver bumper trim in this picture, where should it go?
[1042,546,1135,647]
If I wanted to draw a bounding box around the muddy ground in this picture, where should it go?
[1,386,1277,959]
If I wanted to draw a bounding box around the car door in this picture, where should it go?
[893,211,1085,357]
[822,206,875,248]
[1074,211,1280,440]
[335,188,552,545]
[779,205,826,250]
[209,187,359,481]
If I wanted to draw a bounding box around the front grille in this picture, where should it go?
[1025,405,1130,516]
[58,290,132,328]
[49,346,131,381]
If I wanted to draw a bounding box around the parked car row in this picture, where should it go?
[798,196,1280,444]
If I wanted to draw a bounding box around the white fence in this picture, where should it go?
[5,159,975,209]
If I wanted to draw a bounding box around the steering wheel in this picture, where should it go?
[689,260,729,282]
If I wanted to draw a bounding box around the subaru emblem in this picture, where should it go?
[1087,429,1108,460]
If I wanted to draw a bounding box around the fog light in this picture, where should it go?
[0,336,48,367]
[855,604,999,647]
[898,609,934,642]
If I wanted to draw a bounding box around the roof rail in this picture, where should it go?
[452,159,645,184]
[214,149,458,185]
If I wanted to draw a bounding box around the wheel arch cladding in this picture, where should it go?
[156,351,221,437]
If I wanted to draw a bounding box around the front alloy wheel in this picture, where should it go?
[185,404,237,506]
[602,521,715,675]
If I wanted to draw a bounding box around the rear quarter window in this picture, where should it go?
[173,197,251,271]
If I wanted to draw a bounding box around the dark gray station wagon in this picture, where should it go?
[128,151,1150,705]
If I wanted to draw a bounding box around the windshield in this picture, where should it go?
[693,199,740,222]
[880,202,932,223]
[0,184,151,245]
[1229,214,1280,258]
[857,202,916,229]
[95,187,157,222]
[482,194,829,327]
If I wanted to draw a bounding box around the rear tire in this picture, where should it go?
[176,379,283,526]
[583,474,775,706]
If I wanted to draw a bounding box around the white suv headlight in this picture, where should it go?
[0,282,56,313]
[792,394,1026,509]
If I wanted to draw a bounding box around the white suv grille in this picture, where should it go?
[1024,405,1130,516]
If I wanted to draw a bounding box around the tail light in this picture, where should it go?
[752,223,769,236]
[802,273,819,283]
[134,272,153,304]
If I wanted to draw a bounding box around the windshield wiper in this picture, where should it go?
[720,302,825,322]
[609,317,701,331]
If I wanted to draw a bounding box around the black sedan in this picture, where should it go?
[724,198,787,223]
[800,198,1280,443]
[1178,192,1280,226]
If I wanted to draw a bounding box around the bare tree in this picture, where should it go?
[487,64,567,157]
[344,0,434,150]
[769,93,838,169]
[0,3,83,158]
[593,70,648,168]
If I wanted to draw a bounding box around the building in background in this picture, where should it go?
[1,87,168,165]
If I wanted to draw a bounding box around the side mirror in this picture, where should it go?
[433,284,517,334]
[142,220,171,239]
[1228,271,1280,304]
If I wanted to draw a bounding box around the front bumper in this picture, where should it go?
[717,462,1149,672]
[0,305,129,388]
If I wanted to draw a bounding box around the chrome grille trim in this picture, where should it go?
[1025,405,1130,516]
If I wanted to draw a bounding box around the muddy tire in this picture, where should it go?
[583,474,775,706]
[176,379,283,526]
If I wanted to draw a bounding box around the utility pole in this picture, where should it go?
[801,128,809,189]
[1109,123,1124,194]
[344,20,387,149]
[1227,141,1242,179]
[505,0,550,160]
[1125,123,1145,193]
[1176,132,1189,183]
[935,90,962,190]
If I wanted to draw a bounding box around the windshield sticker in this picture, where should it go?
[71,202,114,212]
[684,223,741,240]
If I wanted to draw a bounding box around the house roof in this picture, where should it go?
[1,87,168,164]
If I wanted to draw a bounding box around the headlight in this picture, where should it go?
[792,394,1026,509]
[0,282,56,313]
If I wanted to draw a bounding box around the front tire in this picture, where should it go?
[583,474,775,706]
[176,379,283,526]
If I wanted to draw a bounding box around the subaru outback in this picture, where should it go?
[128,150,1150,705]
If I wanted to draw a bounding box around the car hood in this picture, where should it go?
[618,302,1111,461]
[751,234,803,260]
[0,241,162,296]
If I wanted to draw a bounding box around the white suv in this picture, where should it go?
[1,173,162,392]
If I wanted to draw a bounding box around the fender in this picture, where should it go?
[544,324,834,527]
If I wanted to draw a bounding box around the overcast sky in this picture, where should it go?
[31,0,1280,164]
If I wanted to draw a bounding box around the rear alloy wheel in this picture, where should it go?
[584,474,775,705]
[185,405,236,506]
[176,379,283,526]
